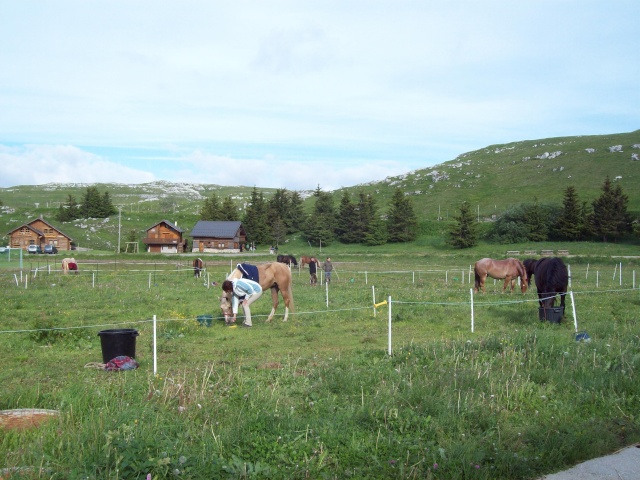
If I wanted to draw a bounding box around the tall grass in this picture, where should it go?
[1,254,639,478]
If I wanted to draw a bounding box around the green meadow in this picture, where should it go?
[1,250,639,479]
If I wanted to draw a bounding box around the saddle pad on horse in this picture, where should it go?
[238,263,259,283]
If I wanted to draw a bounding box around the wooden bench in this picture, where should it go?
[541,250,554,256]
[524,250,537,256]
[506,251,520,256]
[557,250,569,256]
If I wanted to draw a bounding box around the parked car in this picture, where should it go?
[44,245,58,254]
[0,246,8,253]
[27,245,43,254]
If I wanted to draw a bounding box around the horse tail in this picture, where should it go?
[473,264,481,291]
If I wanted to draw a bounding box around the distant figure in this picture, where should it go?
[323,257,333,283]
[309,257,318,285]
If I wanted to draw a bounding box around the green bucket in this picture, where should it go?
[196,314,213,327]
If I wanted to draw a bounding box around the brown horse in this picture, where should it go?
[474,257,528,294]
[300,255,319,269]
[193,258,203,278]
[220,262,294,322]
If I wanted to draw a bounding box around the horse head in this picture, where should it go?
[219,291,233,319]
[517,260,528,293]
[523,259,537,285]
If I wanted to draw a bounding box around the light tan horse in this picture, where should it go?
[474,257,528,294]
[220,262,294,322]
[61,257,78,274]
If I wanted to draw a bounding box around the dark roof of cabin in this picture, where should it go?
[147,220,184,233]
[190,221,244,238]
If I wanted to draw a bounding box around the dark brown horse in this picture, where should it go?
[193,258,203,278]
[525,257,568,309]
[220,262,294,322]
[474,257,528,294]
[277,254,297,266]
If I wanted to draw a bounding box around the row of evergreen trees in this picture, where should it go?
[448,177,635,248]
[199,187,419,247]
[55,187,117,222]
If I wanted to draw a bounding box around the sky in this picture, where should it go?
[1,1,638,191]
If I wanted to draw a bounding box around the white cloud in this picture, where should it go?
[0,145,156,186]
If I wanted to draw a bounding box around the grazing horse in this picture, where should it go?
[193,258,203,278]
[220,262,294,322]
[61,257,78,275]
[474,257,528,294]
[276,254,297,267]
[526,257,568,310]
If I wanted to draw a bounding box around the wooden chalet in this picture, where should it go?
[143,220,187,253]
[190,221,246,253]
[7,216,74,251]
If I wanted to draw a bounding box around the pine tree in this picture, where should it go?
[100,191,117,217]
[523,197,549,242]
[288,191,306,232]
[386,189,418,242]
[79,187,115,218]
[270,217,287,249]
[612,182,633,237]
[242,187,270,245]
[590,177,632,242]
[56,194,81,222]
[303,187,335,246]
[336,192,358,243]
[200,193,223,220]
[447,201,478,248]
[220,196,240,221]
[363,217,388,246]
[554,186,583,240]
[357,192,377,241]
[80,187,101,218]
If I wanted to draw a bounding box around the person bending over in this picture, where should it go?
[221,278,263,328]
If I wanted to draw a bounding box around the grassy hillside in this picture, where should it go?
[337,129,640,220]
[1,130,639,250]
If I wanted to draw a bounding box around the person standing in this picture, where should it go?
[309,257,318,285]
[323,257,333,284]
[221,278,263,327]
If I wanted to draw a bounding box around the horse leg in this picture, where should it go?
[266,286,279,322]
[502,276,512,293]
[481,274,487,294]
[281,283,295,322]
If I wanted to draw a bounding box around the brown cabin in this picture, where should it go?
[143,220,187,253]
[7,217,74,251]
[190,221,246,253]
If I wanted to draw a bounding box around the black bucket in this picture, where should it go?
[98,329,139,363]
[538,306,564,324]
